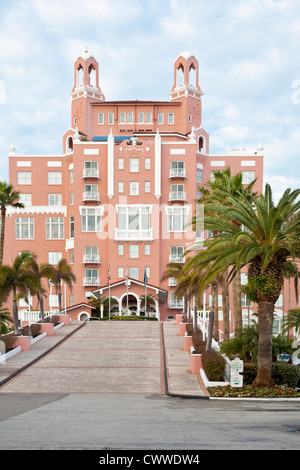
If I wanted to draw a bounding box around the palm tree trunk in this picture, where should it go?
[214,285,219,342]
[58,284,62,315]
[221,271,230,340]
[206,282,216,351]
[0,207,5,265]
[233,271,242,334]
[12,288,20,335]
[252,300,275,388]
[39,292,45,321]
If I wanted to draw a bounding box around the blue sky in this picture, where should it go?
[0,0,300,201]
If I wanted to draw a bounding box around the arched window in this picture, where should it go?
[77,65,83,88]
[198,136,204,153]
[176,63,184,88]
[120,112,126,123]
[138,112,144,123]
[146,112,152,123]
[88,64,96,88]
[67,137,73,153]
[189,64,196,87]
[128,112,133,123]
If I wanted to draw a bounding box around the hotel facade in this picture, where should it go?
[4,50,265,326]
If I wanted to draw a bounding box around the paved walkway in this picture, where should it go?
[0,319,208,397]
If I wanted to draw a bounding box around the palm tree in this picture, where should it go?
[283,308,300,336]
[25,255,52,321]
[188,183,300,388]
[139,294,157,316]
[0,306,13,334]
[0,181,24,265]
[42,259,76,314]
[0,252,39,334]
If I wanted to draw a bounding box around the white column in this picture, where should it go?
[154,129,161,199]
[107,129,114,199]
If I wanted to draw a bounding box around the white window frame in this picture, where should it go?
[118,181,124,193]
[118,158,124,170]
[48,193,62,206]
[81,207,101,232]
[242,171,255,184]
[145,158,150,170]
[158,112,164,124]
[130,158,139,173]
[129,267,139,280]
[108,113,114,124]
[98,113,104,125]
[166,207,188,232]
[48,252,63,264]
[18,172,31,185]
[130,182,139,196]
[168,113,174,124]
[145,181,150,193]
[19,193,32,206]
[48,172,62,185]
[129,244,139,258]
[16,217,34,239]
[46,217,65,239]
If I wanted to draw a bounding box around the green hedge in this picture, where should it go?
[243,361,300,387]
[202,349,226,381]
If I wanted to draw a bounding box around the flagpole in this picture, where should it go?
[144,267,147,317]
[108,265,111,320]
[126,265,129,314]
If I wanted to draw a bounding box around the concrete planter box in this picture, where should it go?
[13,335,32,351]
[175,314,184,325]
[200,368,229,388]
[190,352,202,374]
[178,322,192,336]
[39,322,54,336]
[183,334,193,351]
[54,314,71,325]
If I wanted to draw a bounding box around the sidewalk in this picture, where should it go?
[162,320,210,398]
[0,321,84,387]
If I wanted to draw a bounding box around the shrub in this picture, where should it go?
[0,334,17,352]
[192,329,206,354]
[202,349,226,381]
[243,361,300,387]
[21,323,42,338]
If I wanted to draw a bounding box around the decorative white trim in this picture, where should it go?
[210,161,225,167]
[17,161,31,167]
[7,206,67,216]
[154,130,161,199]
[84,149,99,155]
[241,161,256,166]
[47,161,62,167]
[170,149,186,155]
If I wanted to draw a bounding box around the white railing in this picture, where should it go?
[65,238,74,250]
[83,192,100,202]
[18,310,55,324]
[169,255,185,263]
[115,228,153,241]
[169,168,186,178]
[169,191,186,202]
[83,277,100,287]
[83,168,100,178]
[83,254,100,264]
[169,300,184,309]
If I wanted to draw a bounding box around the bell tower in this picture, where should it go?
[70,48,105,139]
[170,52,203,132]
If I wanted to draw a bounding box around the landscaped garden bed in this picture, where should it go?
[207,385,300,398]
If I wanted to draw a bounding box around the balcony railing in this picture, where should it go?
[115,228,153,241]
[83,254,100,264]
[65,238,74,251]
[169,168,186,179]
[169,191,186,202]
[82,168,100,179]
[168,278,177,287]
[168,300,184,309]
[82,192,100,202]
[169,255,185,263]
[83,277,100,287]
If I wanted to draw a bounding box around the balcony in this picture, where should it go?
[169,191,186,203]
[168,278,177,287]
[82,192,100,203]
[65,238,74,251]
[169,168,186,179]
[82,168,100,180]
[169,255,185,263]
[168,300,184,309]
[83,254,101,265]
[83,277,100,287]
[115,228,153,242]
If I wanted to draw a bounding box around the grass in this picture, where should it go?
[207,385,300,398]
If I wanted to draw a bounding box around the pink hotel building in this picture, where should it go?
[4,50,264,324]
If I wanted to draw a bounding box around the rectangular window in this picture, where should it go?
[196,169,203,183]
[167,207,188,232]
[49,295,61,307]
[118,267,124,278]
[129,267,138,280]
[19,193,32,206]
[48,193,62,206]
[84,161,98,178]
[145,181,150,193]
[81,208,101,232]
[108,113,114,124]
[118,244,124,255]
[69,251,74,264]
[129,244,139,258]
[16,217,34,239]
[84,246,98,263]
[18,172,31,185]
[118,158,124,170]
[118,181,124,193]
[242,171,255,184]
[168,113,174,124]
[98,113,104,124]
[130,182,139,196]
[130,158,139,172]
[48,172,62,185]
[48,252,62,264]
[144,244,150,255]
[69,170,74,184]
[145,158,150,170]
[46,217,64,239]
[69,192,74,205]
[170,246,184,262]
[70,293,75,306]
[158,113,164,124]
[69,216,74,238]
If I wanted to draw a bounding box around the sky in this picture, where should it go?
[0,0,300,201]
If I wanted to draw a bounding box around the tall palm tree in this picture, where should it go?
[283,308,300,336]
[42,259,76,314]
[25,255,51,321]
[0,252,38,334]
[0,181,24,265]
[188,183,300,388]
